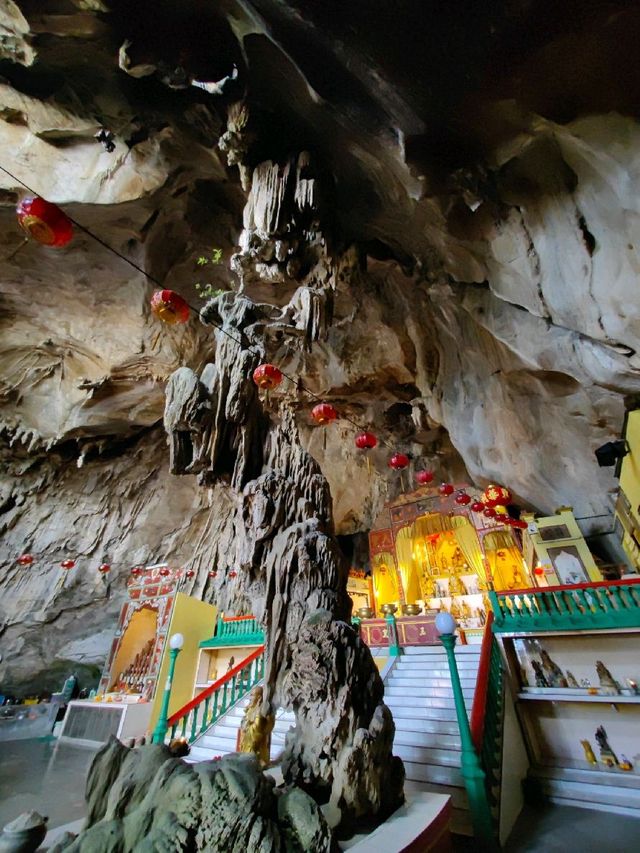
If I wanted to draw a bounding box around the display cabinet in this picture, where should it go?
[501,628,640,779]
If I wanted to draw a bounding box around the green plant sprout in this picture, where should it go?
[195,248,225,300]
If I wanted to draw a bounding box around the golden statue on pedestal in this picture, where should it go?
[238,686,275,767]
[448,574,465,597]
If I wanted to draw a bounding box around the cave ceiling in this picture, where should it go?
[1,0,640,688]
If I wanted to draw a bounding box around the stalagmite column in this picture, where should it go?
[164,291,404,829]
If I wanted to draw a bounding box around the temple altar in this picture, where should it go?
[367,484,531,627]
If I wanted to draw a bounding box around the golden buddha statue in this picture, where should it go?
[448,574,465,596]
[238,687,275,767]
[450,599,462,619]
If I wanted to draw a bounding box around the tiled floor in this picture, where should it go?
[0,738,97,830]
[1,742,639,850]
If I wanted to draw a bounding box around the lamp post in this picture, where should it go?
[435,612,495,849]
[152,632,184,745]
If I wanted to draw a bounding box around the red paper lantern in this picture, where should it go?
[471,501,484,513]
[311,403,338,425]
[185,569,195,579]
[439,483,454,496]
[483,507,497,519]
[416,470,434,485]
[17,553,34,565]
[150,290,190,324]
[389,453,409,470]
[534,567,545,576]
[355,431,377,450]
[208,570,217,578]
[481,484,512,508]
[16,196,73,247]
[158,567,170,577]
[512,519,528,530]
[98,563,111,574]
[130,566,143,578]
[229,570,237,579]
[60,559,75,570]
[455,492,471,505]
[252,363,283,390]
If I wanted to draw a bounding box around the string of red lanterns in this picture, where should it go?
[8,179,528,523]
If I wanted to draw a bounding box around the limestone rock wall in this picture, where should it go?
[2,0,640,689]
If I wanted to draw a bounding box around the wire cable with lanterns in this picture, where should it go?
[0,162,405,455]
[1,164,532,528]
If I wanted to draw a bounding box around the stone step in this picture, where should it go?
[386,696,470,713]
[394,743,462,767]
[388,704,459,722]
[402,645,481,656]
[384,682,475,699]
[392,716,461,735]
[403,759,464,789]
[198,733,237,752]
[394,729,461,750]
[385,669,477,688]
[394,659,480,672]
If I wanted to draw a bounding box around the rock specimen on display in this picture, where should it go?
[49,738,338,853]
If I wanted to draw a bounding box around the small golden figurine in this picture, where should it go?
[448,574,464,596]
[619,754,633,771]
[238,686,275,767]
[581,740,597,765]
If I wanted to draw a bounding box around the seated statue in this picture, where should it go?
[238,686,275,767]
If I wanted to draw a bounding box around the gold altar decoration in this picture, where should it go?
[484,531,532,590]
[372,552,400,612]
[238,687,275,767]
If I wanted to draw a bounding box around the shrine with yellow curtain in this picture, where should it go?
[364,484,531,628]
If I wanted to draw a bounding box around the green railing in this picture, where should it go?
[199,615,264,649]
[490,578,640,633]
[167,646,264,743]
[479,636,504,819]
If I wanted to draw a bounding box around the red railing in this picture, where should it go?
[470,611,494,752]
[168,645,264,727]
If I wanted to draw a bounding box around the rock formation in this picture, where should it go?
[164,291,404,828]
[0,0,639,693]
[50,738,338,853]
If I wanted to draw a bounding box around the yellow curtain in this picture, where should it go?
[454,521,487,584]
[394,528,422,604]
[372,552,400,611]
[483,530,530,590]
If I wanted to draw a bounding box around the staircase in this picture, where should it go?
[187,697,295,764]
[184,644,482,834]
[385,644,481,835]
